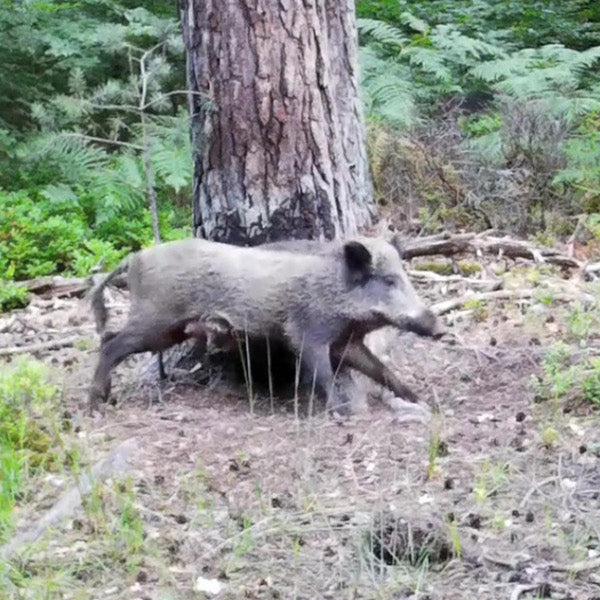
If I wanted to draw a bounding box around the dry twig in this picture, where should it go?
[0,335,83,357]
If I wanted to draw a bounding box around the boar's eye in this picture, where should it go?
[383,276,396,287]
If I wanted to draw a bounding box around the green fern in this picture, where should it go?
[360,47,419,127]
[357,18,408,47]
[402,47,453,83]
[399,11,429,35]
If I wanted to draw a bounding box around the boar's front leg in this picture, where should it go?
[331,339,419,404]
[286,326,345,412]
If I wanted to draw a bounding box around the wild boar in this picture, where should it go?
[88,237,442,412]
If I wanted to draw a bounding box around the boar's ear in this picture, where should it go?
[390,233,405,259]
[344,241,372,278]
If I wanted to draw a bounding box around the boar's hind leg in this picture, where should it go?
[332,341,418,404]
[89,323,169,412]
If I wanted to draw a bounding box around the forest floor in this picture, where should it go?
[1,255,600,600]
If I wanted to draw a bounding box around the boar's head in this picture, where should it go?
[343,237,443,339]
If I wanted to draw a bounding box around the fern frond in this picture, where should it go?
[90,155,145,214]
[432,25,504,63]
[143,112,193,191]
[357,19,408,47]
[152,144,192,192]
[399,11,429,35]
[402,47,452,82]
[40,183,79,205]
[471,55,534,82]
[29,133,109,183]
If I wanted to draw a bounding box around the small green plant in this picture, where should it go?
[540,426,559,448]
[534,343,600,409]
[566,303,595,342]
[536,293,555,307]
[473,458,507,506]
[0,280,30,312]
[583,359,600,407]
[491,513,506,531]
[426,429,442,480]
[0,358,61,539]
[464,297,488,321]
[115,482,145,571]
[458,261,482,276]
[446,517,462,560]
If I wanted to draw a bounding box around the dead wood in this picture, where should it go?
[401,232,587,270]
[549,555,600,574]
[402,233,476,259]
[586,262,600,275]
[432,290,536,316]
[0,335,83,357]
[17,276,92,298]
[0,438,138,559]
[408,269,503,290]
[432,289,593,316]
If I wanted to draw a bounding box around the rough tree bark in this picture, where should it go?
[179,0,374,244]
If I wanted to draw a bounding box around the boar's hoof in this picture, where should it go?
[385,396,432,424]
[88,385,110,415]
[326,391,354,419]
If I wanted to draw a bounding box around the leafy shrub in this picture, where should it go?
[0,190,87,279]
[0,280,30,312]
[0,188,188,281]
[71,239,125,277]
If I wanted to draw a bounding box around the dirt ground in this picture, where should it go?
[1,261,599,600]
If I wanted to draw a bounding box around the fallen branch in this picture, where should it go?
[409,269,503,290]
[432,288,594,316]
[402,233,476,259]
[549,555,600,574]
[402,232,589,271]
[0,335,83,357]
[0,438,138,559]
[586,262,600,275]
[480,236,580,268]
[17,276,91,298]
[510,584,539,600]
[432,289,535,316]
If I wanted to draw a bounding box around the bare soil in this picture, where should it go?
[1,264,599,600]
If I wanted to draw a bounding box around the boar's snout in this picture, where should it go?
[405,309,444,339]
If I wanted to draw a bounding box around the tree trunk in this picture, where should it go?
[180,0,374,245]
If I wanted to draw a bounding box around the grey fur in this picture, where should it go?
[88,237,442,412]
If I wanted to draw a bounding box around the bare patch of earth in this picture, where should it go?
[1,268,599,600]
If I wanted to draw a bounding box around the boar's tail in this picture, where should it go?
[87,260,129,334]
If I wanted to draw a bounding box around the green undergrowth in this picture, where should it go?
[532,342,600,409]
[0,281,30,312]
[0,189,189,288]
[0,358,65,541]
